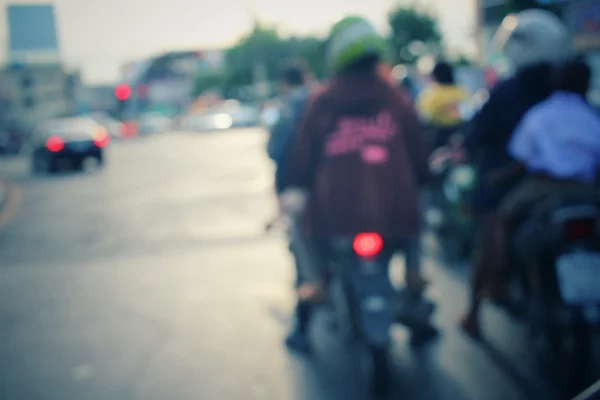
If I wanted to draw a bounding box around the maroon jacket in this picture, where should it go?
[286,70,431,239]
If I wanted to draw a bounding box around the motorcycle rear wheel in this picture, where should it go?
[530,310,593,396]
[355,342,390,399]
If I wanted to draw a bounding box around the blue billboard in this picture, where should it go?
[567,0,600,51]
[7,4,59,53]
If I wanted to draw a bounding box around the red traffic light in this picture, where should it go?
[115,84,132,101]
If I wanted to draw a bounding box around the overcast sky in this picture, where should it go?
[0,0,476,84]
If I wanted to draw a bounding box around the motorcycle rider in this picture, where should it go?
[500,57,600,217]
[416,60,469,148]
[459,9,573,338]
[266,58,313,230]
[491,57,600,293]
[263,59,324,353]
[281,15,433,351]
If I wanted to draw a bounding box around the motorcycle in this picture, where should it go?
[423,91,485,262]
[294,232,435,399]
[281,192,436,399]
[324,233,395,398]
[509,195,600,395]
[428,139,477,262]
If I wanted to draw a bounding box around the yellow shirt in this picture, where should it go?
[416,84,470,127]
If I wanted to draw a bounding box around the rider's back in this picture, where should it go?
[512,92,600,182]
[287,69,431,239]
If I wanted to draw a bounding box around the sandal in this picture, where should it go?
[297,282,326,303]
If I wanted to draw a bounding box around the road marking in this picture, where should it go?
[0,182,21,230]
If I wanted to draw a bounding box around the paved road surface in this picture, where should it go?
[0,129,558,400]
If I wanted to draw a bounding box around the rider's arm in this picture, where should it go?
[285,95,327,190]
[266,104,294,162]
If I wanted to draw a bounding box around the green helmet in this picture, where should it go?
[327,16,388,73]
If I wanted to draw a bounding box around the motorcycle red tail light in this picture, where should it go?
[353,233,384,258]
[564,219,595,239]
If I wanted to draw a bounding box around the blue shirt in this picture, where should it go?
[267,86,311,191]
[267,86,310,164]
[509,92,600,183]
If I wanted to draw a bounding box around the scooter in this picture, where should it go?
[428,140,477,262]
[282,191,436,399]
[324,233,395,398]
[509,195,600,396]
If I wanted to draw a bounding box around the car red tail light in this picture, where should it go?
[46,136,64,152]
[353,233,384,258]
[564,218,596,239]
[94,129,110,148]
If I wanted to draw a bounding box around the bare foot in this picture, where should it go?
[297,282,326,303]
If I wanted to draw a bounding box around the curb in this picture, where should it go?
[0,179,20,230]
[0,180,8,213]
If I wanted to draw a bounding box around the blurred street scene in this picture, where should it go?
[1,0,600,399]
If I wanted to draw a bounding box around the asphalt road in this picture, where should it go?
[0,129,560,400]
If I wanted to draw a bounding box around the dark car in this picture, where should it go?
[31,117,110,174]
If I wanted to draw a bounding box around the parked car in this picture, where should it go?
[139,112,172,134]
[182,110,233,131]
[30,117,109,174]
[231,103,260,127]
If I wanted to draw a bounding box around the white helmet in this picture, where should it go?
[493,9,573,70]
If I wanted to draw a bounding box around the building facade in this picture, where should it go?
[0,64,77,126]
[116,49,226,120]
[1,4,79,135]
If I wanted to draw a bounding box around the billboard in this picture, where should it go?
[567,0,600,51]
[7,4,59,60]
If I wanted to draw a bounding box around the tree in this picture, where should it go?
[388,7,442,64]
[198,22,328,99]
[193,72,225,97]
[286,36,327,79]
[224,23,290,89]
